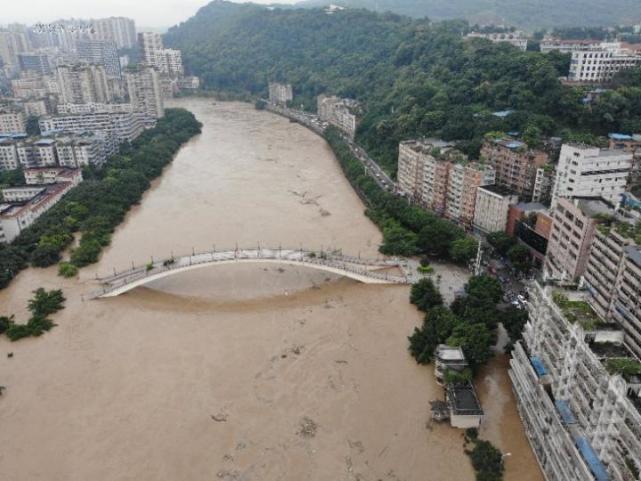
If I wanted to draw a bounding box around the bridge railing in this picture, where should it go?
[89,247,408,298]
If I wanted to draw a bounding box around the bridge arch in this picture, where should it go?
[89,248,409,299]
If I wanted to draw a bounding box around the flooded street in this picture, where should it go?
[0,99,542,481]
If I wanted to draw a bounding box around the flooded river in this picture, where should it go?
[0,99,542,481]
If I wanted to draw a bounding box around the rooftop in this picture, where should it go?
[478,184,517,197]
[552,291,604,331]
[446,382,483,416]
[436,345,466,362]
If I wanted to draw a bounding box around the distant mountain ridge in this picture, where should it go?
[298,0,641,29]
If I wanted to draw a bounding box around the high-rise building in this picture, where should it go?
[480,136,551,201]
[509,281,641,481]
[552,144,633,207]
[138,32,183,76]
[76,39,121,78]
[583,220,641,358]
[56,64,112,104]
[17,53,51,75]
[125,67,164,121]
[0,28,31,68]
[138,32,164,66]
[91,17,136,49]
[544,197,614,284]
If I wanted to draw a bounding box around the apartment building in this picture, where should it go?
[0,181,79,243]
[480,137,551,201]
[55,134,109,168]
[268,82,293,106]
[544,197,613,284]
[17,53,51,76]
[583,221,641,359]
[125,67,164,121]
[0,28,31,68]
[39,111,145,148]
[465,31,528,51]
[0,109,26,135]
[91,17,136,49]
[552,144,633,207]
[24,166,82,185]
[445,161,496,227]
[11,73,60,99]
[22,99,49,117]
[55,64,112,105]
[317,95,361,139]
[509,281,641,481]
[76,39,121,79]
[0,138,19,170]
[138,32,184,76]
[609,133,641,183]
[569,43,641,83]
[397,139,494,226]
[472,184,519,234]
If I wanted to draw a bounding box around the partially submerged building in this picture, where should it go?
[510,282,641,481]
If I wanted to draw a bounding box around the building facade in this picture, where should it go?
[544,197,613,284]
[552,144,633,207]
[583,223,641,359]
[56,64,112,105]
[473,184,519,234]
[509,281,641,481]
[0,110,26,135]
[125,67,164,121]
[480,137,551,201]
[76,39,121,79]
[17,53,51,76]
[317,95,360,139]
[569,43,641,83]
[91,17,136,49]
[268,82,293,106]
[466,31,528,51]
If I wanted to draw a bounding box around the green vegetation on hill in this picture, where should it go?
[166,2,641,173]
[299,0,641,29]
[0,109,202,290]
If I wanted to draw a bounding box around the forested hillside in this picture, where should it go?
[299,0,641,29]
[165,1,641,172]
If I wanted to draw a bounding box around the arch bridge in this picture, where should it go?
[88,247,411,299]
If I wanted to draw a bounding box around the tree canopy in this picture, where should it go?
[166,2,641,173]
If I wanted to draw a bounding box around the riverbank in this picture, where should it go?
[0,109,202,291]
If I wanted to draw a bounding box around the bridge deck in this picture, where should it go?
[89,248,410,299]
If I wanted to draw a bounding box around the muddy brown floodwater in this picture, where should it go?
[0,99,543,481]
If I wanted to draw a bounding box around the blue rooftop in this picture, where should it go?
[575,437,610,481]
[609,133,633,141]
[555,400,577,425]
[530,356,548,377]
[505,141,525,150]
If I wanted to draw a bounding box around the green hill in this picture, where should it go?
[298,0,641,29]
[165,1,641,172]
